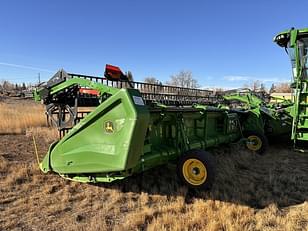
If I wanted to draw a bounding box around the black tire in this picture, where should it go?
[244,130,268,154]
[177,149,216,190]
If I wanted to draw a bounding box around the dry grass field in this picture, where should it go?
[0,98,46,134]
[0,98,308,231]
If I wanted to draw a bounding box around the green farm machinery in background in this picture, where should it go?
[274,27,308,150]
[221,88,293,153]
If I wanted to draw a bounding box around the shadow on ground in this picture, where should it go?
[97,141,308,209]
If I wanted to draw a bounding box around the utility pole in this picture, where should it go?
[38,73,41,84]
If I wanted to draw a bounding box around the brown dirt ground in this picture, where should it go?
[1,133,308,231]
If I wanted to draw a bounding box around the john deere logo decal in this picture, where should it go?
[105,121,114,133]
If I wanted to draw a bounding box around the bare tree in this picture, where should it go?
[251,80,261,91]
[243,80,261,91]
[275,83,291,93]
[166,70,199,88]
[1,80,14,91]
[144,77,158,84]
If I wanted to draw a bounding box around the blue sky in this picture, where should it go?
[0,0,307,89]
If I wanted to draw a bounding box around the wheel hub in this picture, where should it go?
[246,135,262,151]
[192,167,200,175]
[182,158,207,186]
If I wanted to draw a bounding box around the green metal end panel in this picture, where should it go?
[40,141,59,173]
[46,88,149,174]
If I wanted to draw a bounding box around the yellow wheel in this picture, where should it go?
[246,135,262,151]
[244,131,268,154]
[182,158,207,186]
[177,149,215,189]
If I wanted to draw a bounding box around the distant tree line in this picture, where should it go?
[269,83,291,93]
[0,80,32,94]
[242,80,266,92]
[144,72,292,94]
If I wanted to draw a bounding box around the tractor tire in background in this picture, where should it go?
[177,149,216,190]
[244,130,268,154]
